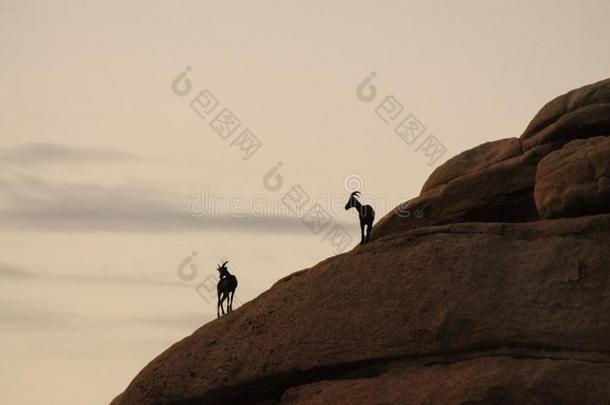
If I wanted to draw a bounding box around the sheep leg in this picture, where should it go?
[358,223,362,244]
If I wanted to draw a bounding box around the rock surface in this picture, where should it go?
[113,79,610,405]
[421,137,522,193]
[372,143,554,240]
[372,78,610,239]
[281,357,610,405]
[113,215,610,404]
[521,78,610,151]
[535,136,610,219]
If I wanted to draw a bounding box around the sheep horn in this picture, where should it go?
[351,191,361,197]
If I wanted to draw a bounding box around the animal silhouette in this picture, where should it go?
[345,190,375,244]
[216,261,238,318]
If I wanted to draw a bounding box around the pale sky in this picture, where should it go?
[1,1,610,404]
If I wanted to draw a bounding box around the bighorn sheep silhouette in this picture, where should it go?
[216,261,238,318]
[345,191,375,244]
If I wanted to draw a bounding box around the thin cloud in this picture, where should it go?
[0,263,33,279]
[0,143,137,165]
[0,143,353,233]
[0,262,188,287]
[0,306,205,331]
[0,308,84,330]
[0,172,352,233]
[109,314,206,329]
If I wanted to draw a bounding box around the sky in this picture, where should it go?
[1,0,610,403]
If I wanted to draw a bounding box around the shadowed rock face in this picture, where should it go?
[372,143,552,240]
[535,136,610,219]
[421,137,523,193]
[112,79,610,405]
[520,77,610,151]
[281,357,610,405]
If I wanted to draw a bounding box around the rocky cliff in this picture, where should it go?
[112,78,610,404]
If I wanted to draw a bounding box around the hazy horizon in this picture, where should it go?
[2,0,610,403]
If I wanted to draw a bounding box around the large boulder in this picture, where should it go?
[372,143,555,240]
[372,78,610,240]
[535,136,610,219]
[281,357,610,404]
[112,214,610,404]
[421,137,522,193]
[521,78,610,151]
[113,78,610,404]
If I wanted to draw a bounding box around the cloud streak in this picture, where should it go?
[0,170,352,233]
[0,143,354,233]
[0,305,205,331]
[0,262,204,331]
[0,143,137,165]
[0,262,189,288]
[0,263,33,279]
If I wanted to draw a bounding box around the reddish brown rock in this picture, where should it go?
[281,357,610,405]
[521,78,610,151]
[372,143,555,240]
[113,78,610,405]
[371,79,610,240]
[421,137,522,193]
[112,215,610,404]
[535,136,610,219]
